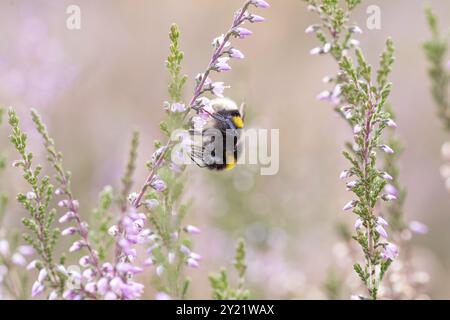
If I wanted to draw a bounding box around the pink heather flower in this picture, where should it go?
[251,0,270,8]
[58,200,69,207]
[215,57,232,72]
[144,257,154,267]
[71,200,80,210]
[31,281,45,297]
[249,14,265,23]
[180,245,191,256]
[385,119,398,128]
[17,245,34,256]
[108,225,119,236]
[150,177,167,192]
[59,211,76,223]
[343,200,357,211]
[187,258,199,268]
[168,252,176,264]
[409,221,428,234]
[83,268,96,280]
[116,262,143,275]
[0,240,10,256]
[144,199,159,210]
[382,242,399,260]
[376,224,388,239]
[69,240,86,252]
[377,216,389,226]
[381,172,393,180]
[104,292,118,300]
[447,60,450,70]
[11,253,26,266]
[79,256,91,267]
[354,218,363,230]
[97,277,109,295]
[170,102,186,113]
[230,48,244,59]
[26,260,39,270]
[384,184,398,198]
[184,225,201,234]
[379,144,394,154]
[382,193,397,201]
[85,282,97,294]
[211,82,227,98]
[62,227,78,236]
[54,188,63,196]
[189,252,202,261]
[38,268,47,282]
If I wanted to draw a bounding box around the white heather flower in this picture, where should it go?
[11,253,26,266]
[155,292,172,300]
[354,218,363,230]
[127,192,138,204]
[379,144,395,154]
[339,170,352,180]
[69,241,85,252]
[305,24,320,34]
[189,252,202,261]
[26,260,39,270]
[211,82,228,98]
[58,200,68,207]
[170,102,187,113]
[310,47,323,55]
[26,191,37,200]
[316,91,331,101]
[322,76,333,83]
[441,141,450,160]
[48,291,58,300]
[144,199,159,210]
[17,245,34,256]
[104,292,118,300]
[212,34,230,48]
[323,43,332,53]
[346,180,358,191]
[343,200,357,211]
[349,25,363,34]
[353,124,362,134]
[168,252,176,264]
[349,39,360,47]
[382,193,397,201]
[382,242,399,260]
[156,265,164,277]
[229,48,244,59]
[108,225,119,236]
[376,224,388,239]
[180,245,191,256]
[184,225,201,234]
[409,221,428,234]
[377,216,389,226]
[385,119,397,128]
[251,0,270,8]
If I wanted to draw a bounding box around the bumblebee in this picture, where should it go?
[190,98,245,171]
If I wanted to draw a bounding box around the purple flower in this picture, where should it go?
[59,211,76,224]
[233,27,253,39]
[48,291,58,300]
[31,281,45,297]
[251,0,270,8]
[381,172,393,181]
[409,221,428,234]
[385,119,397,128]
[377,216,389,226]
[26,191,37,200]
[229,48,245,59]
[214,57,232,72]
[38,268,47,282]
[249,14,265,23]
[339,170,352,180]
[316,90,330,100]
[69,240,86,252]
[62,227,78,236]
[382,193,397,201]
[155,292,171,300]
[150,176,167,192]
[305,24,320,34]
[346,180,358,191]
[187,258,199,268]
[382,242,399,260]
[17,245,34,256]
[384,184,398,198]
[0,240,9,257]
[353,124,362,134]
[376,224,388,239]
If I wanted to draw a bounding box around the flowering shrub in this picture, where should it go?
[1,0,268,300]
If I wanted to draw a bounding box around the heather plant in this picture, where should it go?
[305,0,402,299]
[209,239,250,300]
[424,6,450,192]
[3,0,269,300]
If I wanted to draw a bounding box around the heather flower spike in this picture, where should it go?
[305,0,400,299]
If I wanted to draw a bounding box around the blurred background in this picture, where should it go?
[0,0,449,299]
